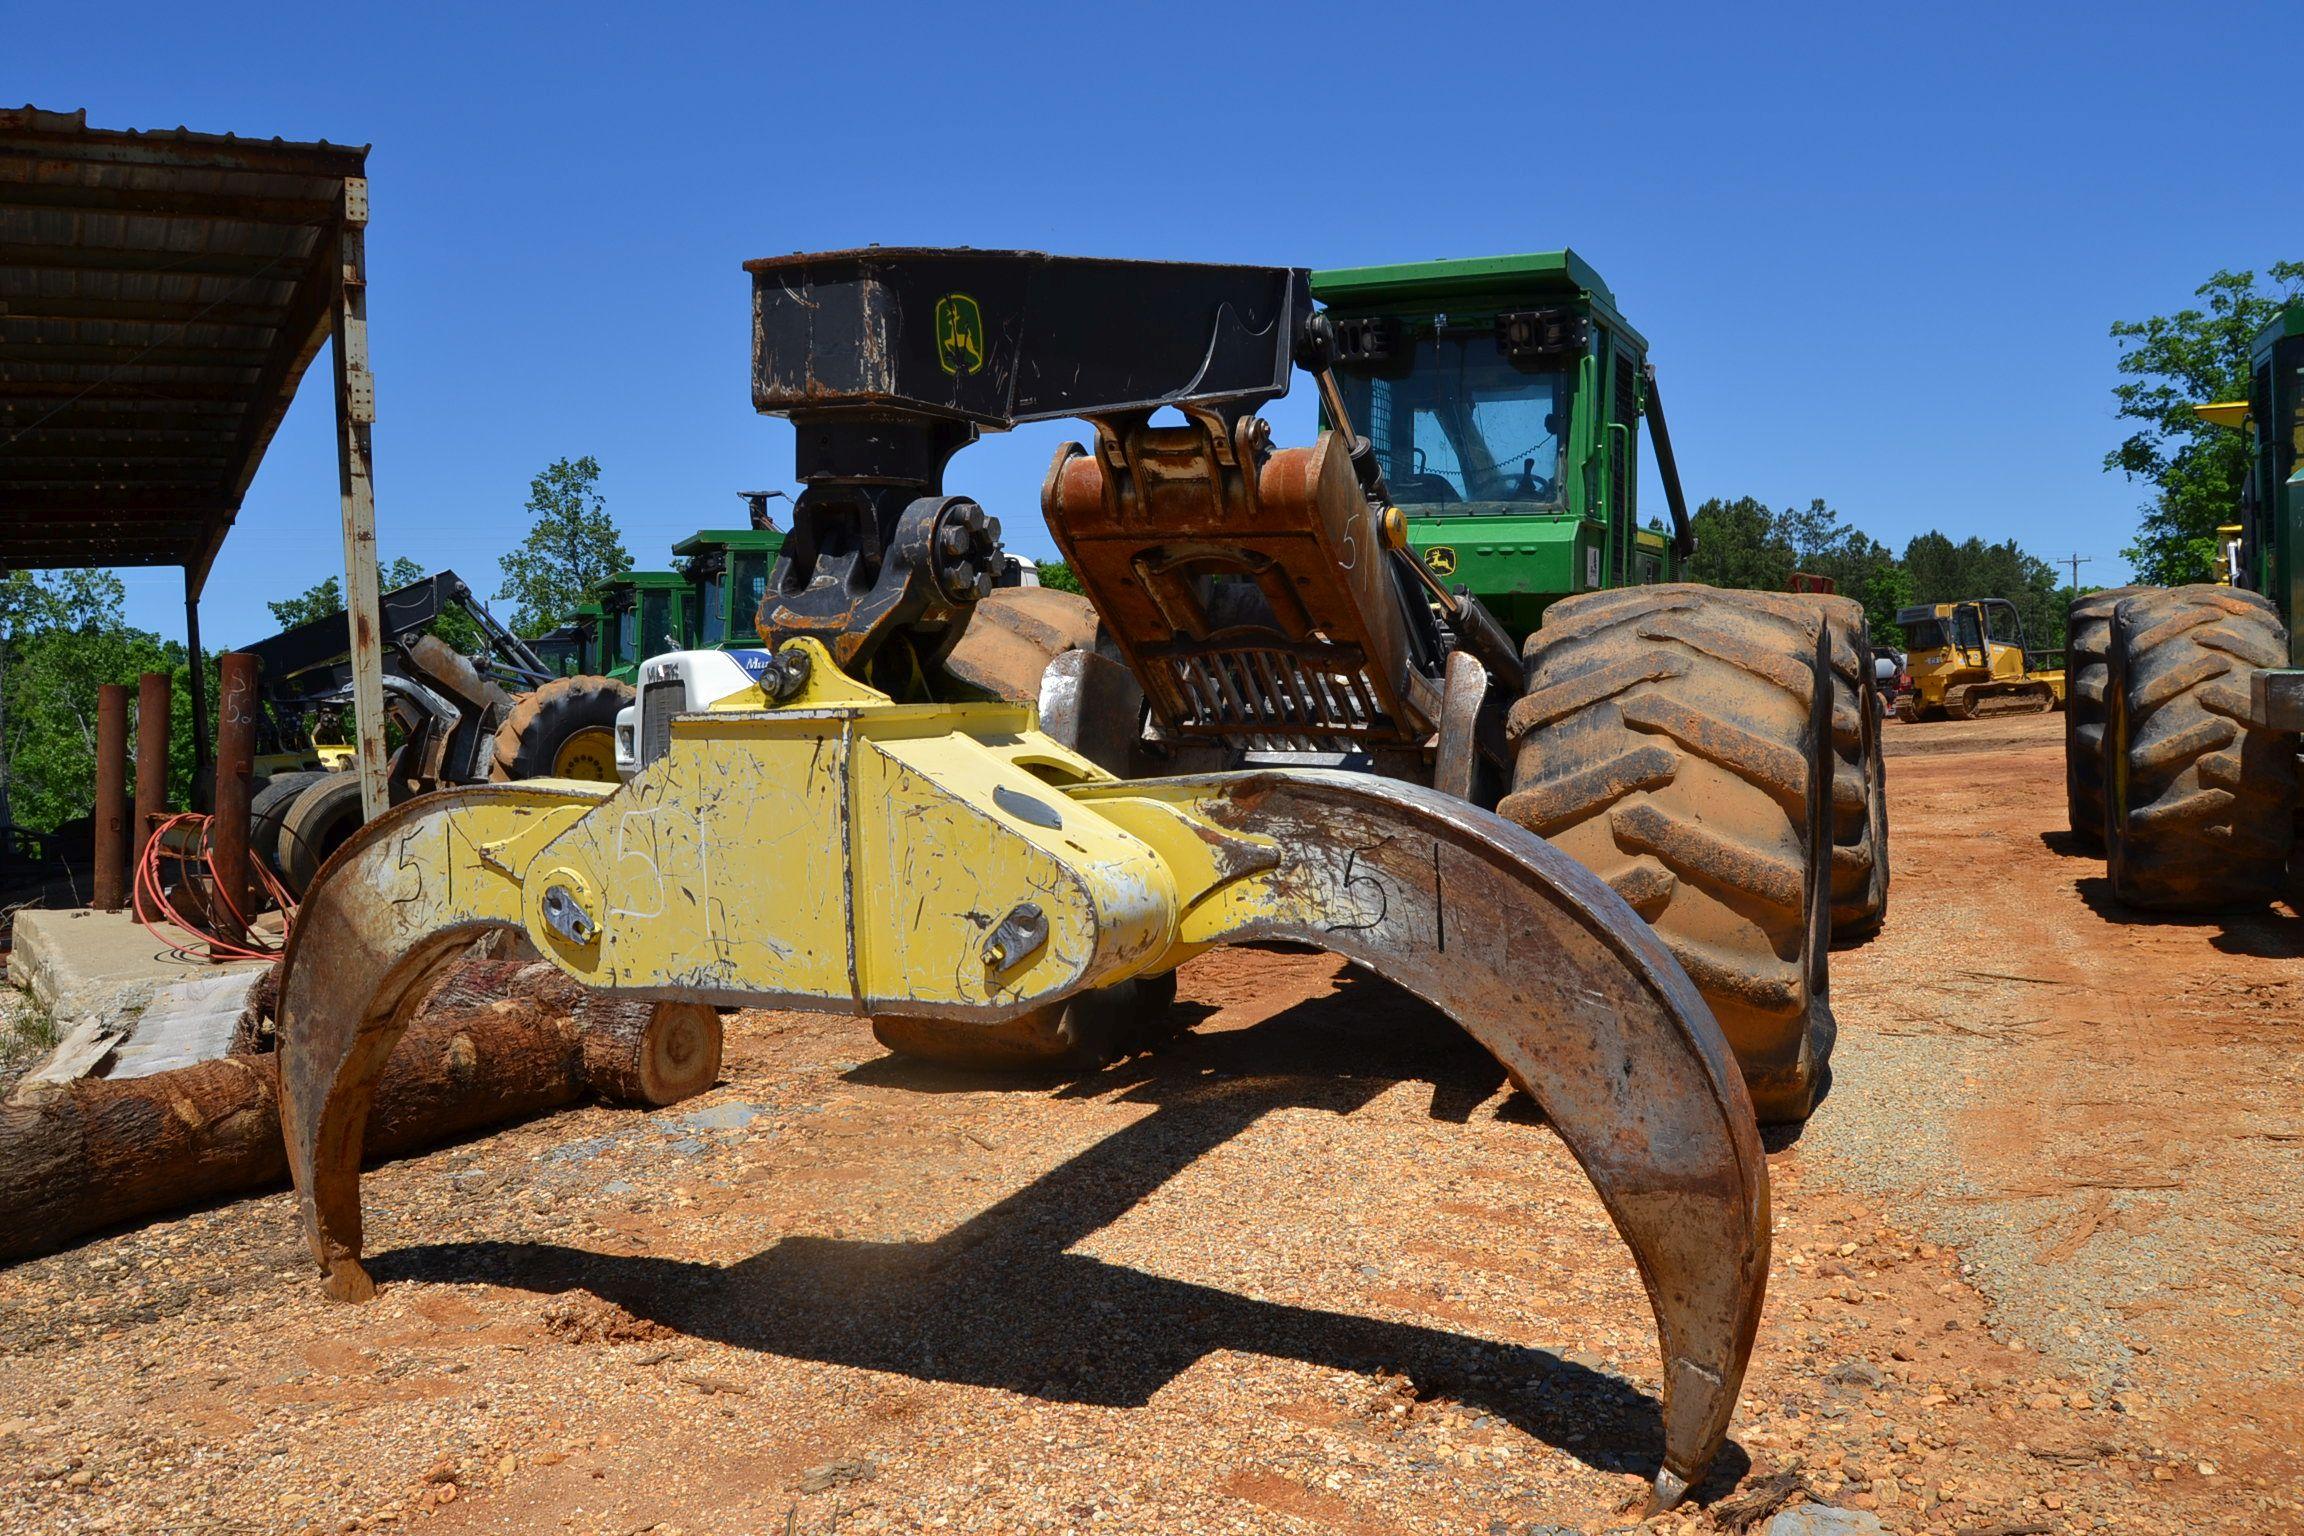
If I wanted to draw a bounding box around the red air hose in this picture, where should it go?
[133,811,299,963]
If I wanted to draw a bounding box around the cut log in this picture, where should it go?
[579,998,724,1106]
[0,962,725,1262]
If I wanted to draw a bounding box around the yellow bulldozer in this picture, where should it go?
[1892,597,2065,720]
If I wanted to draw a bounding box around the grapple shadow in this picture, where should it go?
[372,971,1749,1495]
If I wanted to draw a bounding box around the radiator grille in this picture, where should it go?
[640,676,683,768]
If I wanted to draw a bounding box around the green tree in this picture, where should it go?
[2107,263,2304,584]
[0,570,186,836]
[1685,496,1795,592]
[1033,560,1083,594]
[1901,531,2066,652]
[1777,497,1907,643]
[496,456,631,634]
[266,556,426,629]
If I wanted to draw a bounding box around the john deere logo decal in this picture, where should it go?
[935,293,985,377]
[1425,545,1458,577]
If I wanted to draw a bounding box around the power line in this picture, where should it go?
[2061,552,2093,591]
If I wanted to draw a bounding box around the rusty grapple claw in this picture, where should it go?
[278,641,1767,1505]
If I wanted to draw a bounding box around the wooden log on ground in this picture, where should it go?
[0,962,725,1262]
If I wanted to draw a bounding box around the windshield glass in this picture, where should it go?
[641,590,674,655]
[697,570,725,646]
[1337,335,1569,512]
[732,553,770,634]
[612,601,635,665]
[1901,617,1951,651]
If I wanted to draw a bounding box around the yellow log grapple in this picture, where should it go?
[279,249,1771,1507]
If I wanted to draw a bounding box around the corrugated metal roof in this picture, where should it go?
[0,106,369,591]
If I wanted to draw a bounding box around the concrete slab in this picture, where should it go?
[8,907,266,1033]
[106,968,263,1079]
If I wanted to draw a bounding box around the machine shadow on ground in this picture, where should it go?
[372,971,1752,1500]
[2072,875,2304,958]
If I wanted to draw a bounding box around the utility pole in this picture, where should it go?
[2062,553,2093,593]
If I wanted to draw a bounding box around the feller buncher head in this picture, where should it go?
[278,249,1768,1507]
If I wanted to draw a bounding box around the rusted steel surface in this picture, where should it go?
[92,682,129,911]
[277,767,1765,1506]
[131,670,170,914]
[276,784,602,1303]
[0,107,367,585]
[210,652,259,937]
[1043,414,1440,754]
[1077,769,1770,1507]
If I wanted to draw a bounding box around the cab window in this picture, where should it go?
[641,590,673,655]
[1337,334,1569,513]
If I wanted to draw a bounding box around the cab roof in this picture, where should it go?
[1309,249,1642,350]
[672,528,784,557]
[1311,250,1614,307]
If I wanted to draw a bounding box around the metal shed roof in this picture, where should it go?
[0,106,368,591]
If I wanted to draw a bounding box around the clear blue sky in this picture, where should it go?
[18,0,2301,646]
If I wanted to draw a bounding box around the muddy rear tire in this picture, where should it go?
[2104,585,2296,910]
[2065,585,2147,847]
[491,675,633,783]
[250,769,329,883]
[1501,585,1835,1123]
[277,771,368,896]
[1793,594,1888,941]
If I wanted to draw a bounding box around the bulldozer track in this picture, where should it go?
[2103,584,2295,909]
[1944,683,2056,720]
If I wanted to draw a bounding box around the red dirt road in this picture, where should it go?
[0,712,2298,1533]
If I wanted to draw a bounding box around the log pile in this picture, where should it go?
[0,960,723,1262]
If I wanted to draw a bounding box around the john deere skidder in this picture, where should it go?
[2068,303,2304,909]
[279,250,1842,1504]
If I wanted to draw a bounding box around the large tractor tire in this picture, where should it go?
[276,771,368,897]
[491,675,633,783]
[249,768,330,883]
[1502,585,1836,1124]
[1775,593,1888,941]
[940,586,1102,703]
[2065,585,2148,847]
[2104,585,2296,910]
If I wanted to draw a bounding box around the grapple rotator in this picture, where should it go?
[278,248,1769,1508]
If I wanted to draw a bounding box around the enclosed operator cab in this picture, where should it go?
[1312,251,1678,637]
[594,571,692,685]
[2203,304,2304,668]
[672,527,786,651]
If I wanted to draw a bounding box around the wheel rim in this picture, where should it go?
[551,726,618,782]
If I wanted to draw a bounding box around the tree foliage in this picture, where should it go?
[264,556,481,654]
[2106,263,2304,584]
[0,570,207,838]
[1032,560,1083,595]
[1900,531,2066,651]
[1680,496,2062,651]
[1686,497,1796,592]
[266,556,426,629]
[495,456,631,635]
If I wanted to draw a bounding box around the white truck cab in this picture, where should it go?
[614,649,779,777]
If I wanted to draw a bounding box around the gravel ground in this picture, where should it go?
[0,713,2296,1534]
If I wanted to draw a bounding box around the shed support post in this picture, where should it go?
[183,566,210,779]
[92,683,130,913]
[331,176,388,821]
